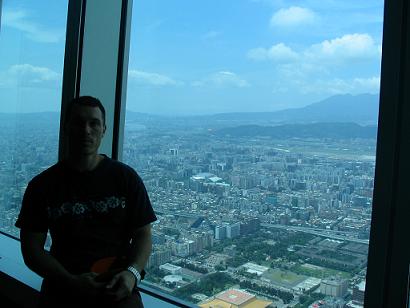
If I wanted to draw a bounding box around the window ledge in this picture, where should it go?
[0,232,188,308]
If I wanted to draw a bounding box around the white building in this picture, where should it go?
[226,222,241,238]
[159,263,182,275]
[320,277,348,298]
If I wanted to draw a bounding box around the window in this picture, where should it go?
[0,0,68,240]
[1,0,408,307]
[124,1,383,307]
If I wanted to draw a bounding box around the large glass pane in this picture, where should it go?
[0,0,68,240]
[124,1,383,307]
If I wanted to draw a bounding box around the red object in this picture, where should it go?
[91,256,117,274]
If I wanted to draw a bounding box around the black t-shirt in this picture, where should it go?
[15,156,157,274]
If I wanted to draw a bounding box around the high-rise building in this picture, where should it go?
[320,277,348,298]
[147,249,172,268]
[173,241,190,257]
[226,222,240,238]
[215,225,227,240]
[352,281,366,305]
[240,218,260,235]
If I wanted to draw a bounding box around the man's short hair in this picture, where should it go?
[65,96,106,124]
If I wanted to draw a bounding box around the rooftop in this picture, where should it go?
[215,289,255,306]
[357,280,366,291]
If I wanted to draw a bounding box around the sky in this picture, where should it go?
[0,0,384,115]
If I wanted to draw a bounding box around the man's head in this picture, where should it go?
[65,96,106,156]
[66,96,106,124]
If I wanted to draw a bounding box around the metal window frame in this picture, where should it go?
[365,0,410,306]
[48,0,410,306]
[1,0,409,307]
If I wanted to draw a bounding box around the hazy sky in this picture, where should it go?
[0,0,383,114]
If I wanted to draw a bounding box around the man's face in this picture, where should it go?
[66,105,106,156]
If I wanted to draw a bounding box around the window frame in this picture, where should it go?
[365,0,410,306]
[1,0,409,307]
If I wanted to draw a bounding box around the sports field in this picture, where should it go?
[262,268,306,288]
[291,263,352,279]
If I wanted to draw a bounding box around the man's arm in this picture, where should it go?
[128,223,153,273]
[105,224,152,300]
[20,230,73,283]
[20,229,105,295]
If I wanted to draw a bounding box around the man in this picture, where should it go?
[15,96,156,308]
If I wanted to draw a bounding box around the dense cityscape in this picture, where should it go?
[0,113,375,308]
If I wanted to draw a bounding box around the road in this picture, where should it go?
[261,223,369,244]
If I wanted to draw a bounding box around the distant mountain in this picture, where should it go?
[0,112,60,129]
[207,94,379,125]
[125,111,165,122]
[0,94,379,131]
[214,122,377,139]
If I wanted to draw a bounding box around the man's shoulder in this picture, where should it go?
[24,162,65,195]
[103,157,141,179]
[30,162,64,184]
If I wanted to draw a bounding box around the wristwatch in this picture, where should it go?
[127,266,142,288]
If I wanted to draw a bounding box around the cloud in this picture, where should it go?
[270,6,316,27]
[211,71,249,87]
[247,33,380,67]
[10,64,60,81]
[128,70,182,86]
[0,64,61,88]
[297,76,381,95]
[246,33,381,97]
[248,43,298,62]
[3,9,64,43]
[306,33,380,61]
[193,71,249,88]
[274,63,380,96]
[202,31,221,40]
[353,76,380,91]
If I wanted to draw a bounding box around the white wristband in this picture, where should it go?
[127,266,141,288]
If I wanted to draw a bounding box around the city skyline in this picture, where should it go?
[0,116,375,307]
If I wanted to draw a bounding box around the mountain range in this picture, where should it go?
[197,93,379,126]
[0,94,379,132]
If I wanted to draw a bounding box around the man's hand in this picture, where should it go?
[68,272,106,298]
[104,270,136,301]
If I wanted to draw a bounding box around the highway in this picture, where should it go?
[261,223,369,244]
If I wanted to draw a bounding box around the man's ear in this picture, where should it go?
[103,124,106,135]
